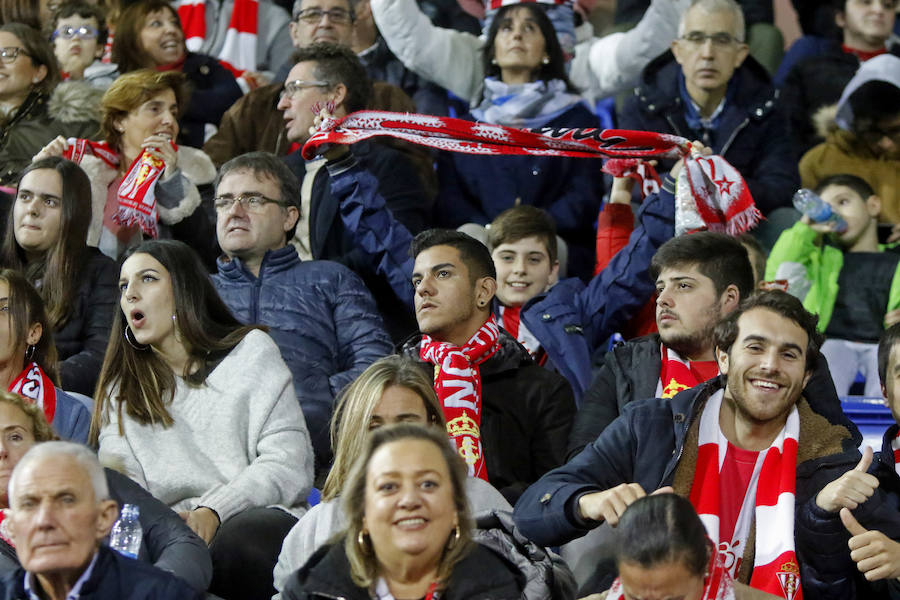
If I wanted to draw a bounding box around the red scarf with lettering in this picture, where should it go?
[420,317,501,481]
[64,138,170,238]
[303,111,760,235]
[690,390,802,600]
[8,361,57,426]
[606,540,735,600]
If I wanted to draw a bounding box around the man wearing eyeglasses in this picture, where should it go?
[619,0,799,249]
[211,150,393,478]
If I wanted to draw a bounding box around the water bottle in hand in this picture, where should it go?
[109,503,142,559]
[792,188,848,233]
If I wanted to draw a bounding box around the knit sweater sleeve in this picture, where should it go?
[98,395,151,491]
[197,331,314,522]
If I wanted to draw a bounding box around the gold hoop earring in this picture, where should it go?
[357,529,371,555]
[447,525,461,549]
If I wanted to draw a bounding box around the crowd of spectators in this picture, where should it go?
[0,0,898,598]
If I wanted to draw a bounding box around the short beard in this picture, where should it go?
[659,301,722,360]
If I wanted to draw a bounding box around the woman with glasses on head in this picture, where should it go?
[33,68,217,265]
[50,1,118,89]
[0,23,99,187]
[93,238,314,600]
[111,0,242,148]
[0,157,116,397]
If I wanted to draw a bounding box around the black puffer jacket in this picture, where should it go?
[619,52,799,215]
[55,248,118,396]
[401,328,576,504]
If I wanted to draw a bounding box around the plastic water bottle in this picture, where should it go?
[792,188,848,233]
[109,504,142,559]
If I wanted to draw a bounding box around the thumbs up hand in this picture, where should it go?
[815,446,880,512]
[840,508,900,581]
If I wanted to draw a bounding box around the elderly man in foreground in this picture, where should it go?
[0,442,201,600]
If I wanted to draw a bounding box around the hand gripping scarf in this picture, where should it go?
[64,138,170,238]
[606,541,736,600]
[9,361,57,427]
[690,390,802,600]
[420,317,501,481]
[303,111,761,235]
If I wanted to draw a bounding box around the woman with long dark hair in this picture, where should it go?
[92,239,313,600]
[0,157,116,396]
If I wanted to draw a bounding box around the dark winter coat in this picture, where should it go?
[620,52,799,215]
[284,140,429,341]
[434,104,605,280]
[567,334,857,459]
[514,377,894,598]
[55,248,117,396]
[178,52,243,149]
[282,534,557,600]
[0,83,100,186]
[0,545,202,600]
[401,329,576,504]
[212,245,393,470]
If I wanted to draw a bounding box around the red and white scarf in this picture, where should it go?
[9,361,57,426]
[690,390,802,600]
[304,111,760,235]
[602,158,661,199]
[177,0,258,79]
[420,317,501,481]
[606,540,736,600]
[498,305,540,357]
[64,138,170,238]
[891,429,900,477]
[656,345,705,399]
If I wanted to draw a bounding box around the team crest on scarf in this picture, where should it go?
[776,560,801,600]
[420,318,501,480]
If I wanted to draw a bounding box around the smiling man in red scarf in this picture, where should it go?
[514,290,900,599]
[400,229,575,505]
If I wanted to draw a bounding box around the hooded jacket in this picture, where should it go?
[619,51,799,215]
[0,82,100,185]
[799,55,900,223]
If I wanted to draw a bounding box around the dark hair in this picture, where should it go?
[0,23,60,95]
[0,269,59,386]
[2,157,92,332]
[290,42,371,113]
[650,232,754,300]
[614,494,709,576]
[291,0,355,20]
[487,206,557,263]
[0,0,41,31]
[90,240,261,442]
[815,173,876,200]
[112,0,182,72]
[482,3,576,92]
[51,1,108,45]
[100,69,186,153]
[714,290,822,372]
[878,323,900,387]
[849,81,900,129]
[217,151,302,242]
[409,229,497,282]
[341,423,473,588]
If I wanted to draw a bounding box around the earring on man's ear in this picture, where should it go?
[542,56,550,65]
[491,58,498,65]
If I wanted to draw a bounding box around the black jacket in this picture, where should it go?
[619,52,799,215]
[56,248,117,396]
[0,545,202,600]
[568,334,858,459]
[284,140,429,341]
[401,328,576,504]
[283,541,524,600]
